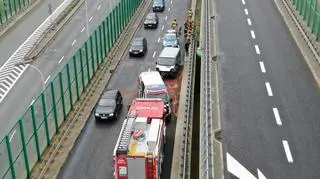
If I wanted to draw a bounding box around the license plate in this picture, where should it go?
[133,52,139,54]
[101,116,108,119]
[148,24,152,26]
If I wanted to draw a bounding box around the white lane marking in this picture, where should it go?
[282,140,294,163]
[265,82,273,96]
[30,99,35,106]
[254,45,260,54]
[81,27,85,33]
[244,8,248,15]
[158,37,160,43]
[97,5,101,10]
[168,7,171,11]
[153,51,156,58]
[257,169,267,179]
[259,61,266,73]
[89,16,93,22]
[171,0,172,4]
[242,0,246,5]
[247,18,252,26]
[165,16,168,21]
[71,39,77,46]
[45,75,51,84]
[226,153,256,179]
[162,25,164,31]
[59,56,65,64]
[250,30,256,39]
[272,108,282,126]
[9,130,16,142]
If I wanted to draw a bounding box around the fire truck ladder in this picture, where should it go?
[116,114,137,155]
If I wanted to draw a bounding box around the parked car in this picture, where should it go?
[129,37,148,57]
[152,0,165,12]
[94,89,122,121]
[162,32,179,47]
[144,13,159,29]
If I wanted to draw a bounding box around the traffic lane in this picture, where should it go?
[0,0,63,66]
[215,0,286,177]
[247,0,320,177]
[0,0,116,136]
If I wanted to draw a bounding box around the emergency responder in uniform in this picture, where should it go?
[184,19,189,34]
[172,19,178,30]
[188,9,193,19]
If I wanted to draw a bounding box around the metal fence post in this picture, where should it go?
[50,82,59,134]
[17,0,21,12]
[89,36,95,74]
[13,0,17,15]
[8,0,13,18]
[79,48,86,90]
[307,0,313,26]
[41,93,51,146]
[317,13,320,40]
[94,30,100,65]
[19,119,31,178]
[99,25,104,62]
[102,20,107,57]
[85,41,91,83]
[59,72,67,120]
[73,56,80,100]
[5,135,16,179]
[31,105,41,160]
[4,0,9,23]
[107,16,112,51]
[66,64,74,109]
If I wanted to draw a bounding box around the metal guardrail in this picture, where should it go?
[0,0,76,103]
[199,0,214,177]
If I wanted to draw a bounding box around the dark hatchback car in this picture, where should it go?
[144,13,159,29]
[153,0,165,12]
[129,37,148,57]
[94,89,122,121]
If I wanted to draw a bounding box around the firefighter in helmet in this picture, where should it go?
[172,19,178,30]
[184,19,189,34]
[188,9,193,19]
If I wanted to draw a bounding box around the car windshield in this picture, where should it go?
[154,1,162,5]
[158,57,175,66]
[146,93,170,103]
[98,99,116,107]
[164,33,177,40]
[146,15,155,20]
[132,39,143,48]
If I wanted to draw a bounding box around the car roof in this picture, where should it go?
[147,12,156,16]
[101,89,119,99]
[159,47,180,57]
[133,37,144,42]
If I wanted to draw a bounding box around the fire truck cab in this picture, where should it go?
[113,109,166,179]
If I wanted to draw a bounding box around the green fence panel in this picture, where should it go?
[19,120,30,178]
[5,135,16,179]
[21,108,33,141]
[44,85,54,116]
[95,29,101,65]
[7,124,22,160]
[0,138,9,177]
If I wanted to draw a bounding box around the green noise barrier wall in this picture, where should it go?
[0,0,142,177]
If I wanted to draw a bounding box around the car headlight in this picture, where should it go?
[129,49,132,52]
[95,112,99,116]
[109,113,114,116]
[139,49,143,52]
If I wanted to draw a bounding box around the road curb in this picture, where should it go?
[0,0,42,40]
[25,0,84,60]
[274,0,320,88]
[29,0,153,178]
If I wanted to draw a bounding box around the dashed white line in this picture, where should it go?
[265,82,273,96]
[45,75,51,84]
[282,140,294,163]
[153,51,156,58]
[242,0,246,5]
[89,16,93,22]
[272,108,282,126]
[259,61,266,73]
[158,37,160,43]
[171,0,172,4]
[247,18,252,26]
[30,99,35,106]
[81,27,85,33]
[244,8,248,15]
[165,16,168,21]
[254,45,260,54]
[168,7,171,11]
[9,130,16,142]
[59,56,65,64]
[161,25,164,31]
[250,30,256,39]
[71,39,77,46]
[97,5,101,10]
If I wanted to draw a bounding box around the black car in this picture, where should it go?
[144,13,159,29]
[129,37,148,57]
[94,89,122,121]
[152,0,165,12]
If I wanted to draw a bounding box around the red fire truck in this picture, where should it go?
[113,98,166,179]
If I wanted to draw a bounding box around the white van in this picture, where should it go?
[156,47,181,78]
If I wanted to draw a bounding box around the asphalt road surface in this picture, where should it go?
[0,0,118,137]
[217,0,320,178]
[58,1,188,179]
[0,0,63,67]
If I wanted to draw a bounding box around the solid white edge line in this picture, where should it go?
[153,51,156,58]
[168,7,171,11]
[247,18,252,26]
[254,45,260,54]
[45,75,51,84]
[89,16,93,22]
[242,0,246,5]
[161,25,164,31]
[259,61,266,73]
[97,5,101,10]
[244,8,248,15]
[250,30,256,39]
[272,107,282,126]
[9,130,16,141]
[265,82,273,96]
[81,27,85,33]
[282,140,294,163]
[59,56,65,64]
[72,39,77,46]
[165,16,168,21]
